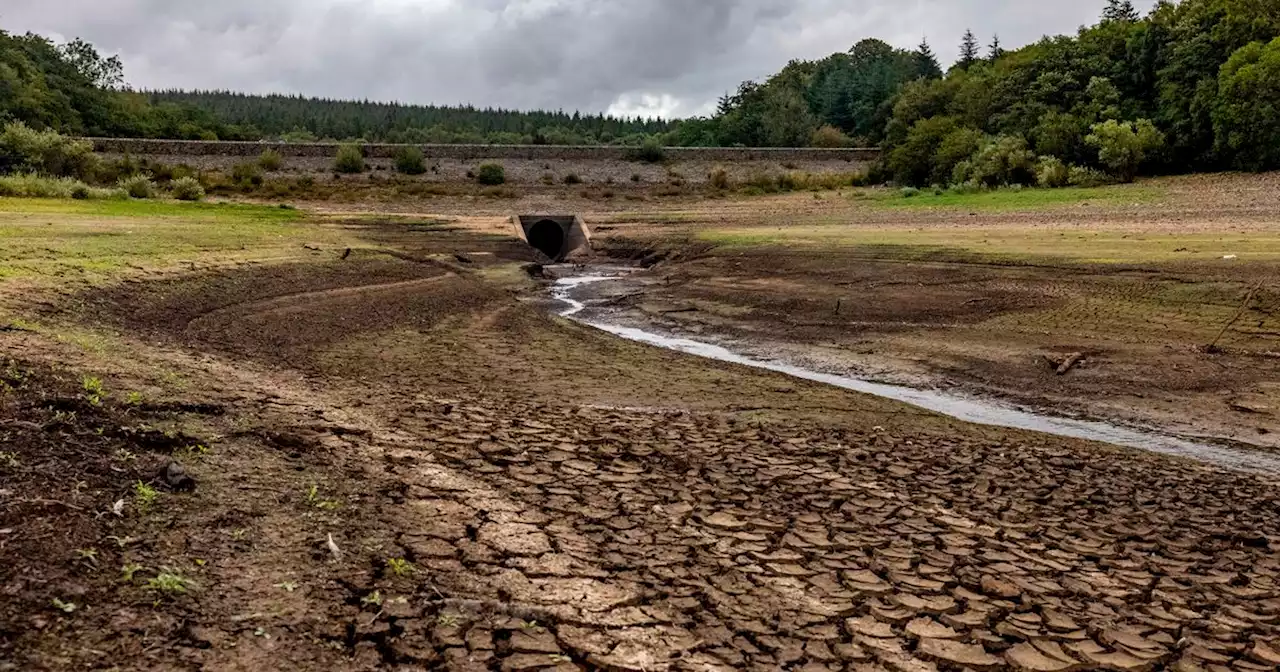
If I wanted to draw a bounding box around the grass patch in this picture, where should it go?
[866,185,1161,211]
[698,226,1280,264]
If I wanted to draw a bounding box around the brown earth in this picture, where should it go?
[3,184,1280,671]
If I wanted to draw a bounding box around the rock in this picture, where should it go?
[1248,641,1280,666]
[508,628,561,654]
[980,575,1021,599]
[916,638,1003,669]
[905,617,960,640]
[1006,642,1081,671]
[157,459,196,492]
[846,616,895,638]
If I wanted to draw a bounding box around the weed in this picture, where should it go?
[540,172,555,185]
[709,166,731,190]
[627,139,667,163]
[114,448,138,463]
[74,548,99,568]
[436,613,460,627]
[305,484,340,511]
[386,558,415,577]
[0,451,18,468]
[549,655,573,663]
[146,569,195,595]
[562,173,583,185]
[521,620,540,630]
[361,591,383,607]
[108,535,138,548]
[900,186,921,198]
[230,528,248,541]
[82,376,105,406]
[134,481,159,513]
[179,444,210,461]
[274,581,299,592]
[170,176,205,201]
[393,147,426,175]
[630,173,641,183]
[118,175,154,199]
[125,391,145,406]
[120,564,144,582]
[50,598,77,614]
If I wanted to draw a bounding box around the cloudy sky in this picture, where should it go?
[4,0,1118,118]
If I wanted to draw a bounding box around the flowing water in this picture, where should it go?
[553,274,1280,477]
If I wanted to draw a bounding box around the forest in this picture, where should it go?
[3,0,1279,183]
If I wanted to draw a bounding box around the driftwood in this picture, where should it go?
[1056,353,1085,376]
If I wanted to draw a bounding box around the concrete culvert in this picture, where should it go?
[512,215,592,262]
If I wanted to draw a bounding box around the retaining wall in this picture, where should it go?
[85,138,880,163]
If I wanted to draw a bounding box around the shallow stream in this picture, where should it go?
[554,273,1280,477]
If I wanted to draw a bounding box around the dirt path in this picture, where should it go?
[3,214,1280,670]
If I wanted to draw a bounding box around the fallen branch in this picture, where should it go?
[1056,353,1085,376]
[1207,280,1265,354]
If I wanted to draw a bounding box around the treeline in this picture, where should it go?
[700,0,1280,181]
[146,91,676,145]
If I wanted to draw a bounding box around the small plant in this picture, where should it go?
[900,186,921,198]
[361,591,383,607]
[393,147,427,175]
[0,451,18,468]
[82,376,105,406]
[50,598,77,614]
[70,184,91,200]
[521,620,540,631]
[125,391,145,406]
[334,144,366,174]
[305,484,340,510]
[179,444,210,461]
[475,163,506,185]
[230,162,264,188]
[118,175,154,199]
[436,613,460,627]
[630,173,641,183]
[121,564,144,582]
[170,176,205,201]
[540,172,555,185]
[386,558,415,577]
[562,173,583,185]
[146,569,195,595]
[134,481,159,513]
[258,149,284,171]
[75,548,100,569]
[274,581,299,592]
[627,138,667,163]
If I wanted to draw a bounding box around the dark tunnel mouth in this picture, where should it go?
[527,219,567,261]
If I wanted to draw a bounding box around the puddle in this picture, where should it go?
[553,274,1280,477]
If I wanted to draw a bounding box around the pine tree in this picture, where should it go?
[988,35,1003,62]
[1102,0,1139,22]
[914,38,943,79]
[958,29,979,70]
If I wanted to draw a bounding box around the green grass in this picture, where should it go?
[865,185,1161,211]
[699,226,1280,264]
[0,198,337,282]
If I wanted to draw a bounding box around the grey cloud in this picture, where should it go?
[3,0,1113,117]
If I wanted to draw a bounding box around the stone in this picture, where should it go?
[917,638,1002,669]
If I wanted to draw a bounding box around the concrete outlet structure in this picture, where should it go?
[512,215,592,262]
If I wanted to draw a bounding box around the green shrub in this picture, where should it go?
[0,122,98,180]
[1067,165,1113,187]
[562,173,583,185]
[475,163,505,185]
[70,183,91,200]
[889,116,961,186]
[1036,156,1071,188]
[393,147,427,175]
[965,135,1037,187]
[627,138,667,163]
[0,174,102,198]
[170,177,205,201]
[258,149,284,171]
[334,144,366,174]
[231,162,264,188]
[709,166,731,190]
[900,186,921,198]
[119,175,154,199]
[1085,118,1165,182]
[948,180,984,195]
[810,125,852,148]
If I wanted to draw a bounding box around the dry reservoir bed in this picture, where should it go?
[1,189,1279,671]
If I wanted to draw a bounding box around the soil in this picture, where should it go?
[3,181,1280,670]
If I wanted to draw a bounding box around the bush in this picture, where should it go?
[708,166,731,190]
[1067,165,1113,188]
[0,174,108,198]
[933,127,984,186]
[170,177,205,201]
[1085,119,1165,182]
[231,162,265,188]
[258,149,284,171]
[965,135,1037,187]
[392,147,427,175]
[627,138,667,163]
[810,125,852,148]
[1036,156,1071,188]
[71,184,91,200]
[334,144,366,174]
[119,175,154,199]
[562,173,583,185]
[475,163,505,185]
[888,116,961,186]
[900,186,921,198]
[0,122,98,179]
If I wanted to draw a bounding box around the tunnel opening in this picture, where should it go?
[527,219,567,261]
